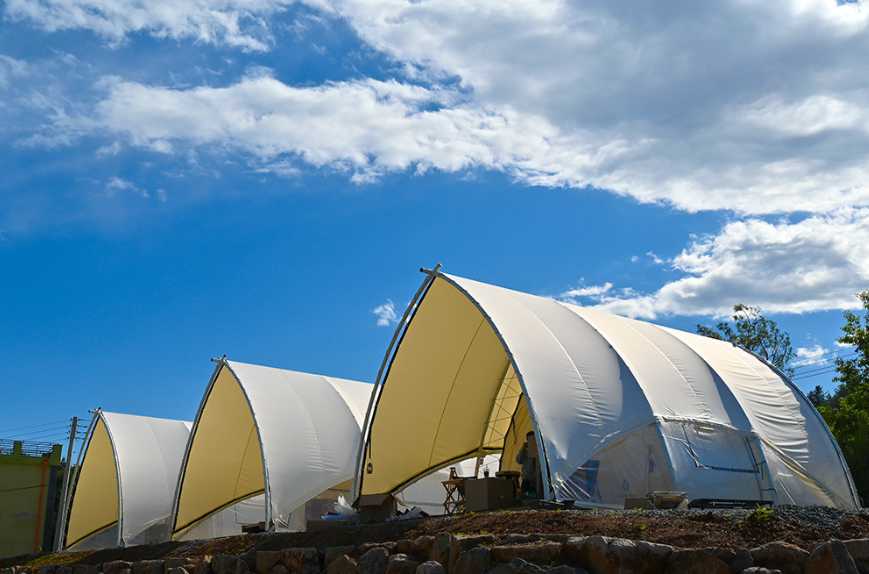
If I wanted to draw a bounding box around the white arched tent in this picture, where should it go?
[170,359,373,539]
[355,268,859,510]
[58,411,191,550]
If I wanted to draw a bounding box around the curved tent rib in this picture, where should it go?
[171,359,374,539]
[60,410,191,550]
[356,269,859,511]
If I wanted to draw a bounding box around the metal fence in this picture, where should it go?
[0,439,60,457]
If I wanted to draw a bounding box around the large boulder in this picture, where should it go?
[487,558,544,574]
[415,562,445,574]
[490,543,562,567]
[741,568,782,574]
[256,552,282,574]
[707,547,753,574]
[450,535,495,573]
[665,549,730,574]
[805,540,858,574]
[359,547,391,574]
[411,537,436,561]
[545,567,588,574]
[386,555,419,574]
[359,544,397,557]
[454,547,491,574]
[561,536,671,574]
[280,549,318,574]
[325,548,358,569]
[102,562,133,574]
[431,534,453,569]
[327,556,359,574]
[132,561,163,574]
[750,542,809,574]
[212,556,247,574]
[396,538,435,562]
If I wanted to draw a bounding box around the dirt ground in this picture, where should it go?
[407,506,869,550]
[5,506,868,569]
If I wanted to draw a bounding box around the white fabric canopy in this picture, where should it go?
[60,411,191,549]
[357,270,859,510]
[171,359,373,538]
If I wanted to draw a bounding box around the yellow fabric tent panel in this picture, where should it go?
[482,364,522,450]
[174,366,265,534]
[65,418,119,547]
[500,396,533,474]
[362,278,510,495]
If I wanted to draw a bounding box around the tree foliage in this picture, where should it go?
[815,290,869,507]
[697,304,795,376]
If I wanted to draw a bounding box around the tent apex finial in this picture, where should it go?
[420,262,443,276]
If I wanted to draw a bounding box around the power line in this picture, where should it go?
[11,426,71,439]
[0,419,73,435]
[793,359,857,378]
[793,367,839,382]
[792,351,859,372]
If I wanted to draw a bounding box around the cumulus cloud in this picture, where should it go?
[372,299,397,327]
[308,0,869,214]
[12,1,869,216]
[794,344,832,367]
[561,282,613,301]
[3,0,295,51]
[591,209,869,318]
[70,73,622,182]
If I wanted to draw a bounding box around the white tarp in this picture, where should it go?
[60,411,191,549]
[171,360,374,538]
[357,271,859,510]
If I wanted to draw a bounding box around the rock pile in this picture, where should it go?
[6,533,869,574]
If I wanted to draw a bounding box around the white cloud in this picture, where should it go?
[96,141,123,157]
[4,0,295,51]
[646,251,665,265]
[0,55,28,90]
[794,344,831,367]
[307,0,869,214]
[591,208,869,318]
[561,282,613,301]
[72,73,618,182]
[15,1,869,216]
[372,299,397,327]
[105,176,151,199]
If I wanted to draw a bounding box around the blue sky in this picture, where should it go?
[2,0,868,445]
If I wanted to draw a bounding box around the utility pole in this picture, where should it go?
[54,416,78,551]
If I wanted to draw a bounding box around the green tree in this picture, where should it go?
[817,290,869,506]
[697,304,796,376]
[807,385,829,408]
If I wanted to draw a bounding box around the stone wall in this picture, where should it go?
[5,534,868,574]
